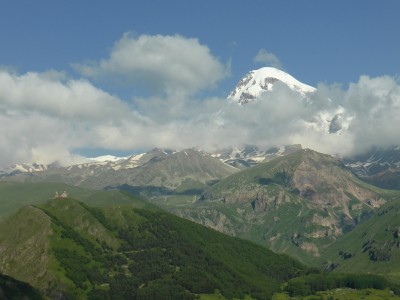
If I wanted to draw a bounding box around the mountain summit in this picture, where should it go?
[228,67,316,104]
[227,67,350,135]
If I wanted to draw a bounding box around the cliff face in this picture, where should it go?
[176,149,389,263]
[202,149,384,211]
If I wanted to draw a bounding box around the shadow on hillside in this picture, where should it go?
[105,184,173,197]
[106,184,205,198]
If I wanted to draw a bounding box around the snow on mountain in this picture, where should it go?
[0,153,148,178]
[302,106,352,135]
[228,67,316,104]
[227,67,353,135]
[3,145,400,191]
[0,163,54,177]
[212,144,302,169]
[343,146,400,189]
[344,146,400,176]
[87,155,129,163]
[67,153,147,171]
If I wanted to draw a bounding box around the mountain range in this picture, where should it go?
[0,149,238,198]
[3,144,400,193]
[2,67,399,188]
[2,147,400,266]
[174,149,400,264]
[2,66,400,298]
[344,145,400,190]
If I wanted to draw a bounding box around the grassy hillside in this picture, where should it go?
[0,198,307,299]
[0,181,153,219]
[320,197,400,280]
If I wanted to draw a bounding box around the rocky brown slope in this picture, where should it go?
[174,149,396,264]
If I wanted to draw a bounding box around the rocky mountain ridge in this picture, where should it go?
[2,148,400,273]
[344,146,400,190]
[0,149,238,195]
[2,67,399,186]
[3,144,400,191]
[174,149,397,264]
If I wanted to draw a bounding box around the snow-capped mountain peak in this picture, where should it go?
[227,67,352,135]
[228,67,316,104]
[87,155,128,163]
[0,162,54,177]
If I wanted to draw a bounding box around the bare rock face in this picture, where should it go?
[250,190,290,213]
[193,149,388,261]
[299,242,320,256]
[328,114,344,133]
[203,149,384,216]
[175,207,236,236]
[291,150,385,217]
[394,227,400,239]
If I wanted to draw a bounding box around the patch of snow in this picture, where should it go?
[277,146,286,156]
[88,155,128,163]
[129,153,145,161]
[252,156,266,163]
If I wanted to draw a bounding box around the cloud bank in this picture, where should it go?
[1,33,399,168]
[74,33,230,96]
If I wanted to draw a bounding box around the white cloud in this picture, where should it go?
[178,75,400,158]
[0,70,141,122]
[2,66,400,168]
[0,70,150,167]
[253,48,282,69]
[343,75,400,153]
[1,33,400,169]
[74,33,230,96]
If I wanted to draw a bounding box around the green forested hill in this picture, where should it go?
[0,198,307,299]
[0,181,153,219]
[320,198,400,280]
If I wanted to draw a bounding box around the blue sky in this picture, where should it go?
[1,1,399,89]
[0,1,399,166]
